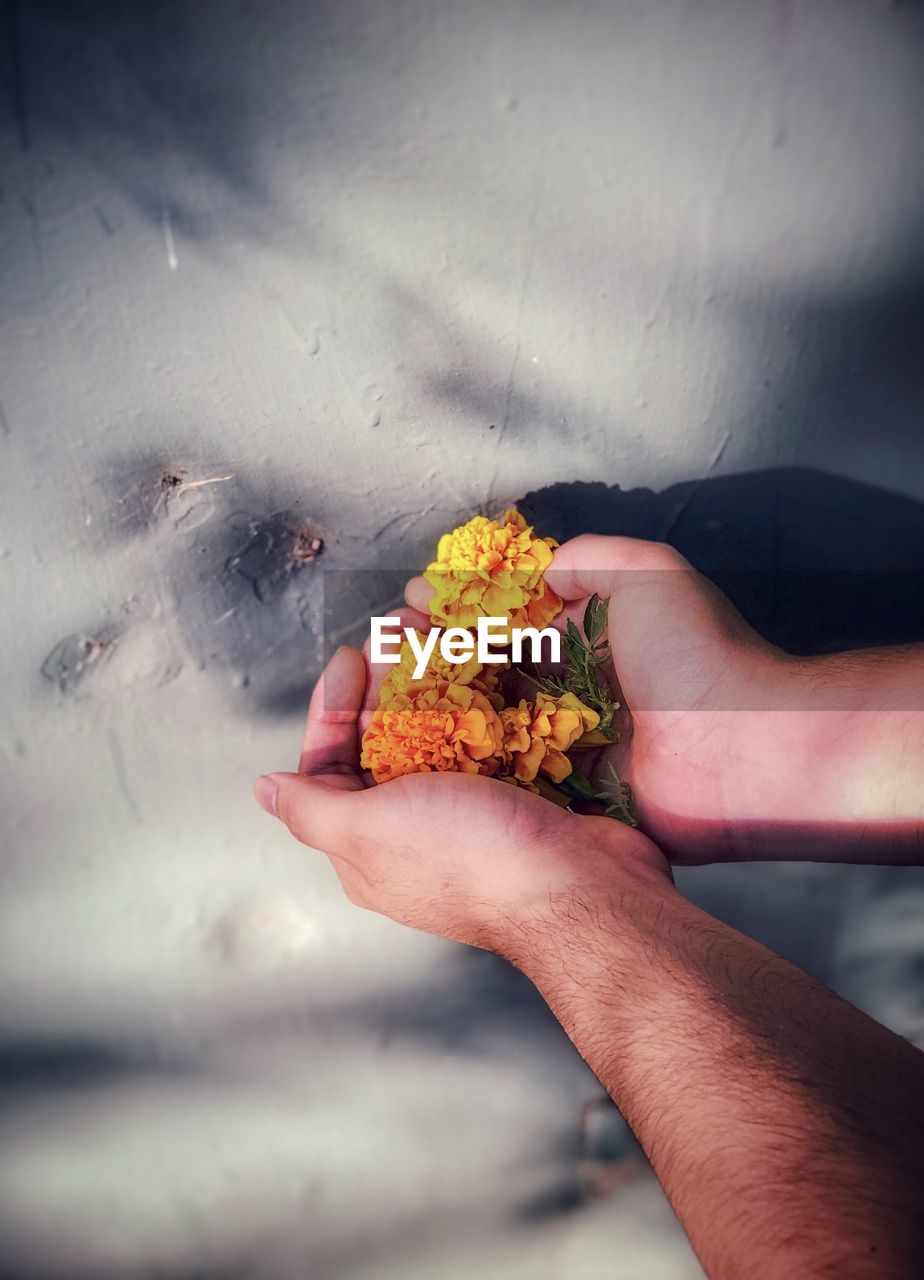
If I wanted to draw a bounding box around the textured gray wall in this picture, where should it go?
[1,2,923,1277]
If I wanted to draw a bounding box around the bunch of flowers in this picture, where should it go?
[425,507,563,630]
[360,507,635,821]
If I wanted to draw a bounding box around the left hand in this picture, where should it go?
[253,643,671,955]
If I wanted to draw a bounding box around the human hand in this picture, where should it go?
[406,535,923,864]
[253,643,670,954]
[545,535,799,863]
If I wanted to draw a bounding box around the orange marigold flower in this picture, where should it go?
[501,691,600,785]
[424,508,563,631]
[360,679,505,784]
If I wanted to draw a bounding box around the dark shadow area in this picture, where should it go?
[520,467,924,654]
[85,453,411,722]
[744,266,924,479]
[0,0,408,247]
[1,0,276,230]
[0,1036,193,1100]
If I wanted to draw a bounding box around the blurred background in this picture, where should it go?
[1,1,923,1276]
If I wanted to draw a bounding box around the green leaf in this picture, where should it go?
[531,776,574,808]
[597,763,638,828]
[558,766,602,801]
[582,594,606,645]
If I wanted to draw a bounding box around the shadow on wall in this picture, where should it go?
[519,466,924,654]
[214,466,924,719]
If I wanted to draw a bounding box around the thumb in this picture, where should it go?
[254,771,364,863]
[547,534,690,602]
[548,535,756,710]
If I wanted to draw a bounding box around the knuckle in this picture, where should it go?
[274,786,297,833]
[562,532,602,557]
[634,539,688,572]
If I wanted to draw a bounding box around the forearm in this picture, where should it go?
[507,853,924,1278]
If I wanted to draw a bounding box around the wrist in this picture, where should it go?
[497,822,676,982]
[771,652,923,828]
[675,650,924,859]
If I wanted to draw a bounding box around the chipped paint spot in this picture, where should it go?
[41,631,116,693]
[225,514,324,602]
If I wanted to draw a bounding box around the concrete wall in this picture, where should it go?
[1,2,923,1276]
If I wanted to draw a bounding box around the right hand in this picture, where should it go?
[408,534,917,864]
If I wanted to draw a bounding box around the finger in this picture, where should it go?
[298,646,367,777]
[547,535,689,603]
[404,576,433,614]
[550,533,757,649]
[548,535,767,711]
[254,771,366,863]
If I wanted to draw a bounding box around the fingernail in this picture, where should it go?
[253,775,279,817]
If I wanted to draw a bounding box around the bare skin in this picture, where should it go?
[406,535,924,863]
[254,537,924,1276]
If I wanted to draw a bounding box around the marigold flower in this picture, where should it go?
[360,679,505,784]
[361,509,596,796]
[377,632,508,716]
[424,508,563,631]
[382,631,487,696]
[501,691,600,785]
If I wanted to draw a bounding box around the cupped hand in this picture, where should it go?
[405,537,811,864]
[254,644,670,954]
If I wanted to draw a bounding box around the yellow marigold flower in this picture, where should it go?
[424,508,563,631]
[361,679,505,784]
[383,631,487,696]
[501,691,600,785]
